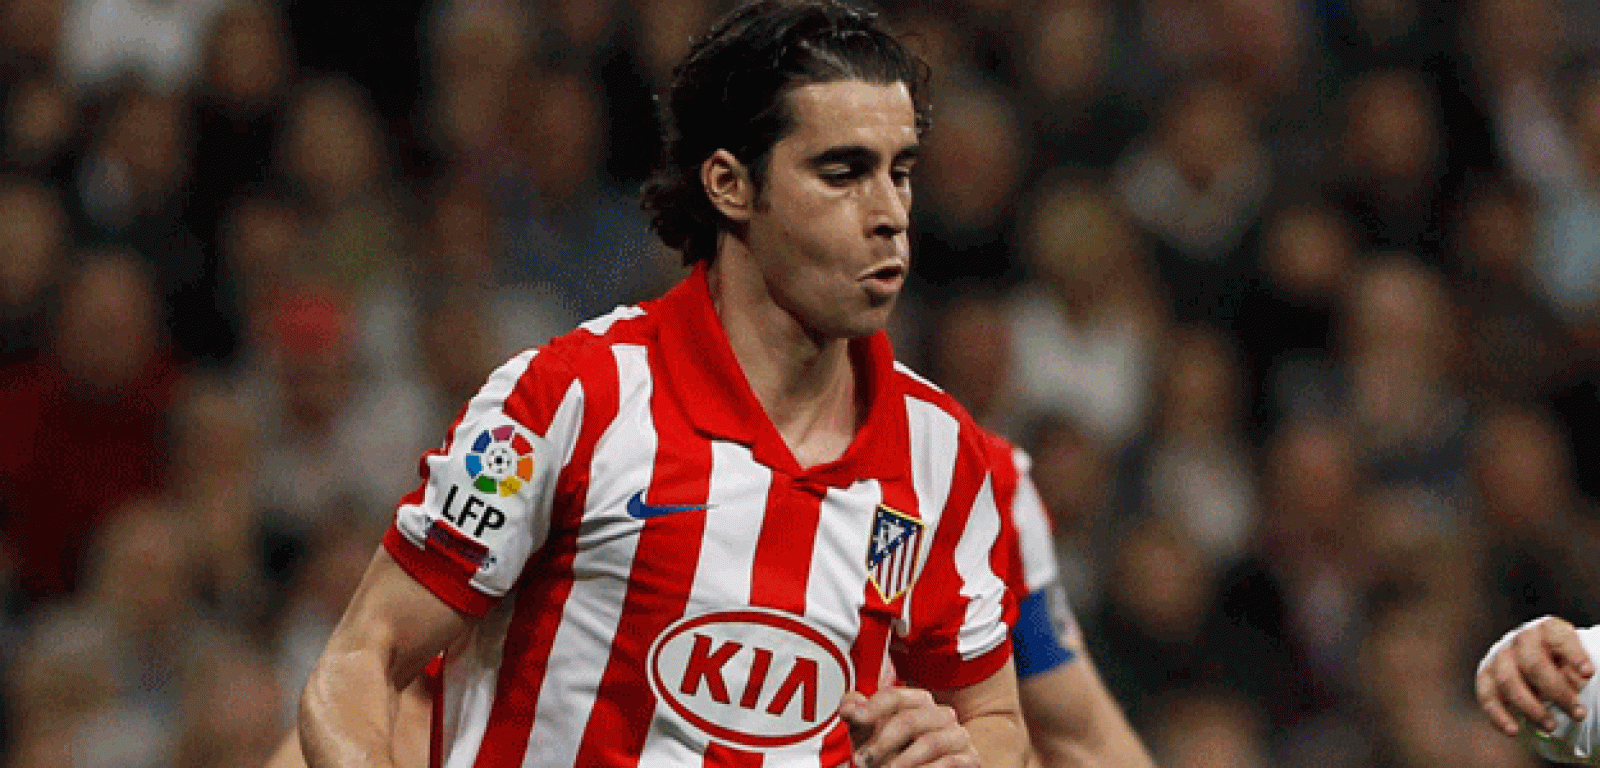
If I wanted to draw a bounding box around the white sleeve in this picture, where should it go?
[387,349,582,616]
[1479,618,1600,765]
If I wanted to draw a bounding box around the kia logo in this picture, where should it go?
[647,608,855,748]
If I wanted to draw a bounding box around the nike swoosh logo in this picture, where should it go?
[626,490,711,520]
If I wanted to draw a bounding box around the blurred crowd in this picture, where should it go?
[4,0,1600,766]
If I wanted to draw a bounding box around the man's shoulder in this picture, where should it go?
[519,303,664,371]
[885,359,993,462]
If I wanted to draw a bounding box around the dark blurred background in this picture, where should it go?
[1,0,1599,766]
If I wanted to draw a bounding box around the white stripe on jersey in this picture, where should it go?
[1008,447,1059,594]
[637,441,771,763]
[580,305,647,335]
[807,480,881,658]
[684,441,769,612]
[954,475,1007,660]
[434,371,587,768]
[522,344,655,767]
[898,397,961,635]
[440,598,519,768]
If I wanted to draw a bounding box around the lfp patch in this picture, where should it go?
[866,505,924,604]
[465,424,535,497]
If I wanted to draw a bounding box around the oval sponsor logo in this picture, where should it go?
[647,608,855,749]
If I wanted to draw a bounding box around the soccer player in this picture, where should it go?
[271,435,1152,768]
[296,2,1026,767]
[1476,616,1600,764]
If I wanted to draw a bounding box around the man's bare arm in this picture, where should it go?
[299,548,468,768]
[940,657,1029,768]
[841,658,1027,768]
[264,670,434,768]
[1019,643,1154,768]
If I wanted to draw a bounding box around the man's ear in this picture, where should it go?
[702,149,754,224]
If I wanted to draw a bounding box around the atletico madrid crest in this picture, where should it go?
[866,505,924,604]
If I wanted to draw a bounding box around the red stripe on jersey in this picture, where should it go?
[892,422,1012,689]
[571,351,714,767]
[383,526,495,617]
[749,480,823,614]
[703,741,766,767]
[820,722,855,768]
[849,430,921,696]
[471,353,622,765]
[981,434,1026,598]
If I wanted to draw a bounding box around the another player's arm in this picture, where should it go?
[1476,616,1600,764]
[299,548,468,768]
[1020,638,1154,768]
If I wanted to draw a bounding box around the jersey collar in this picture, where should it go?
[653,264,907,487]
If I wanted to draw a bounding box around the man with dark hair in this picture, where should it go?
[296,1,1027,766]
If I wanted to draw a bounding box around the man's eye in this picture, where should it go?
[891,166,914,184]
[819,164,863,182]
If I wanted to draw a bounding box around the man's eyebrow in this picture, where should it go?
[806,144,921,167]
[808,145,880,167]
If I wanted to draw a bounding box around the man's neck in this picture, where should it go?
[707,250,861,468]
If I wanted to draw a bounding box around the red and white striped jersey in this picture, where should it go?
[982,435,1057,597]
[384,267,1015,767]
[981,433,1081,679]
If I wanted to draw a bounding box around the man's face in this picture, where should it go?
[744,79,918,339]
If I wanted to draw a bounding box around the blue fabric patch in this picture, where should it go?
[1012,588,1076,679]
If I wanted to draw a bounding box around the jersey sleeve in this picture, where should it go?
[1005,447,1082,678]
[384,348,581,617]
[1479,618,1600,765]
[892,448,1016,691]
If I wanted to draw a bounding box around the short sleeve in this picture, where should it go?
[893,463,1015,691]
[385,349,581,617]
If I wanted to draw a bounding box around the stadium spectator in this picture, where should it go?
[1087,515,1215,729]
[273,527,374,727]
[1017,0,1146,174]
[911,78,1029,295]
[1324,68,1450,267]
[1471,405,1600,633]
[172,636,284,768]
[1136,325,1258,565]
[1452,178,1573,404]
[0,251,180,601]
[424,1,527,186]
[184,0,294,318]
[278,77,404,304]
[1357,585,1539,768]
[500,65,669,321]
[1344,256,1472,493]
[57,0,229,95]
[1200,417,1370,738]
[167,380,272,630]
[0,0,65,82]
[0,177,66,365]
[1026,412,1118,622]
[1113,74,1271,326]
[1005,183,1164,448]
[927,290,1017,435]
[2,75,79,180]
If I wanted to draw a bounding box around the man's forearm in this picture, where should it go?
[966,710,1031,768]
[299,647,404,768]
